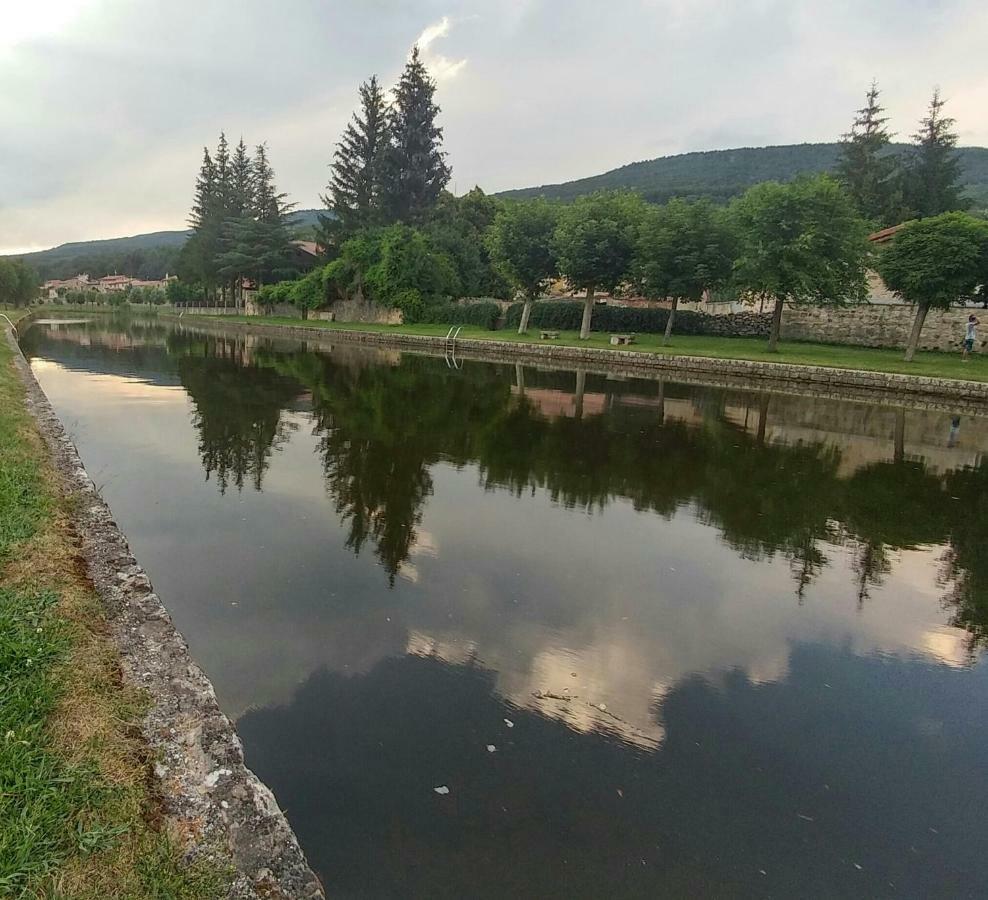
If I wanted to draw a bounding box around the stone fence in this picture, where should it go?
[782,304,979,352]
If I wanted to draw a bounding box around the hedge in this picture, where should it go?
[418,301,502,330]
[503,301,768,337]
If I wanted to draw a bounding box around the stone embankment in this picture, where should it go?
[165,314,988,414]
[5,321,323,899]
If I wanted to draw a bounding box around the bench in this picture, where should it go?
[540,330,560,340]
[610,333,636,346]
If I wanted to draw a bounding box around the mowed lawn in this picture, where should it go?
[199,314,988,384]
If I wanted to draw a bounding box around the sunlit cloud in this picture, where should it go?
[414,16,467,81]
[0,0,89,52]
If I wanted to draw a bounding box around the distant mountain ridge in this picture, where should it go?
[497,142,988,207]
[10,209,324,280]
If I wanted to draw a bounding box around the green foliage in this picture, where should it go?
[553,191,647,294]
[903,89,968,218]
[634,198,735,301]
[383,46,451,223]
[166,278,198,304]
[363,225,459,309]
[0,259,38,307]
[418,301,502,329]
[486,198,559,300]
[730,175,870,309]
[837,82,902,226]
[425,189,511,298]
[876,212,988,310]
[502,301,763,336]
[322,75,390,244]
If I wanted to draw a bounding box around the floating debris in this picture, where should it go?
[504,718,514,728]
[433,785,450,795]
[486,744,497,753]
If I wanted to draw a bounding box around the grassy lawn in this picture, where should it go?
[0,332,223,897]
[195,314,988,383]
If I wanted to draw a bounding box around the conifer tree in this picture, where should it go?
[230,137,254,217]
[322,75,390,241]
[836,82,899,226]
[188,146,217,230]
[904,89,967,218]
[385,46,451,223]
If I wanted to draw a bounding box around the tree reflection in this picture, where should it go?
[108,325,988,643]
[176,335,301,493]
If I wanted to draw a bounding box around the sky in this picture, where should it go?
[2,0,987,255]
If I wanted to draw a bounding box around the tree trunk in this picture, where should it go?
[574,368,586,419]
[518,297,533,334]
[757,394,770,444]
[767,296,784,352]
[515,363,526,393]
[662,296,679,345]
[894,408,905,463]
[579,286,595,340]
[657,379,665,425]
[904,303,929,362]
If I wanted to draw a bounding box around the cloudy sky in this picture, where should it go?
[2,0,987,255]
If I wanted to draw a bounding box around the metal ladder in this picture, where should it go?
[444,325,463,369]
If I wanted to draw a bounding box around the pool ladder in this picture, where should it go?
[444,325,463,369]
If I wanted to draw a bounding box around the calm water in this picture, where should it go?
[22,318,988,898]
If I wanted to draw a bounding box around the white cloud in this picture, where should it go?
[414,16,467,81]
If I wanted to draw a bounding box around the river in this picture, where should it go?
[21,316,988,898]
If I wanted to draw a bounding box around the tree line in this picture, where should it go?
[177,134,297,304]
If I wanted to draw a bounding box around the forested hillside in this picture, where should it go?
[8,209,323,280]
[498,143,988,207]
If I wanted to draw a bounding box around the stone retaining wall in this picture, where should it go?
[161,315,988,414]
[5,323,324,899]
[782,304,980,352]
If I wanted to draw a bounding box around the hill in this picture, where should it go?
[497,142,988,208]
[10,209,324,281]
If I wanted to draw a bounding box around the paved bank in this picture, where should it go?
[165,314,988,414]
[5,320,323,898]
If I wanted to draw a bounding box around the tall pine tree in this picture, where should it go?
[230,137,254,217]
[385,46,451,223]
[321,75,390,243]
[904,89,967,218]
[836,82,899,226]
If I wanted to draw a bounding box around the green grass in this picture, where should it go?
[193,314,988,383]
[0,331,226,897]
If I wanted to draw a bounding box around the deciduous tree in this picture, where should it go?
[487,199,559,333]
[876,211,988,360]
[731,175,870,351]
[634,198,735,344]
[553,192,646,339]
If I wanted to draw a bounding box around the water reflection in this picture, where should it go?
[22,318,988,897]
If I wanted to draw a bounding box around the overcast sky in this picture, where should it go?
[2,0,987,255]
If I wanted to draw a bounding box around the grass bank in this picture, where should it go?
[0,330,223,896]
[188,314,988,384]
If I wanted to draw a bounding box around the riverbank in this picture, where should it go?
[1,322,322,897]
[159,313,988,410]
[180,314,988,384]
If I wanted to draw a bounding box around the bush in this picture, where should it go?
[391,289,426,323]
[419,302,502,330]
[503,301,763,336]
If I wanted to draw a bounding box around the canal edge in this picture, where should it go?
[163,314,988,413]
[4,322,325,898]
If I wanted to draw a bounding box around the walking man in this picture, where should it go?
[963,314,978,360]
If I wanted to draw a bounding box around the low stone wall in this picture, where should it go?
[698,311,771,337]
[782,304,979,352]
[5,323,323,899]
[162,315,988,414]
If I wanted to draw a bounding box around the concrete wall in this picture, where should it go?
[782,304,978,352]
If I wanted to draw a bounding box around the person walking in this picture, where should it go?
[963,314,978,360]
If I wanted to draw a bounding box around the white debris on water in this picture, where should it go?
[433,786,450,795]
[503,718,514,728]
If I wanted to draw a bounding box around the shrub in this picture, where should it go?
[391,289,426,323]
[502,301,764,336]
[419,301,502,330]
